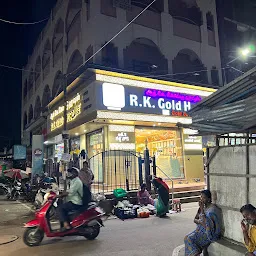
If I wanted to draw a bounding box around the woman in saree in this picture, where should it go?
[184,190,221,256]
[137,183,154,206]
[152,177,169,217]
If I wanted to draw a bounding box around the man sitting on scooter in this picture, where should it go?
[58,167,83,231]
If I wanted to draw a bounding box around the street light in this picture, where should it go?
[239,48,251,57]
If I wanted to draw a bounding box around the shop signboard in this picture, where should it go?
[98,83,204,117]
[183,134,202,150]
[50,93,82,132]
[13,145,27,160]
[32,135,44,176]
[48,83,96,134]
[108,130,136,150]
[109,131,135,144]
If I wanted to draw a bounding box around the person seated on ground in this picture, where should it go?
[58,167,83,231]
[137,183,154,206]
[240,204,256,256]
[184,190,221,256]
[152,176,169,217]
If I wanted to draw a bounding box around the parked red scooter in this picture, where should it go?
[23,193,105,247]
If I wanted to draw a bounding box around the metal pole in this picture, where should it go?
[152,155,157,176]
[62,74,69,191]
[138,155,143,186]
[144,147,151,191]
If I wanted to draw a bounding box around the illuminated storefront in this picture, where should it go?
[45,69,215,184]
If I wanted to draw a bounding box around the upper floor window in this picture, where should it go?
[34,96,42,119]
[28,70,34,98]
[131,0,164,13]
[23,80,28,100]
[42,85,51,110]
[42,40,51,79]
[66,0,82,48]
[101,42,118,68]
[172,49,208,85]
[124,38,168,74]
[23,112,27,130]
[53,19,64,66]
[28,104,34,124]
[169,0,202,26]
[67,50,83,85]
[52,71,63,98]
[35,56,41,88]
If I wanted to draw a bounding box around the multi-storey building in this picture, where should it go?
[22,0,221,188]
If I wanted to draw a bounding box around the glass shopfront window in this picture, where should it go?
[87,129,104,182]
[135,128,184,179]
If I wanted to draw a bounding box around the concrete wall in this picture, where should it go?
[207,144,256,254]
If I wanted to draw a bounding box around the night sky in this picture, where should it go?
[0,0,56,150]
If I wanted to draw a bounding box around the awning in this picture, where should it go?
[188,66,256,135]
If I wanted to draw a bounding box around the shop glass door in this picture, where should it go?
[135,128,184,179]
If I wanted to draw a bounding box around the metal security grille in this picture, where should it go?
[89,150,140,194]
[113,0,132,10]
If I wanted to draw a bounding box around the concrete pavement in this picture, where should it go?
[0,197,199,256]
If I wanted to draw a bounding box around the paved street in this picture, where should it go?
[0,197,198,256]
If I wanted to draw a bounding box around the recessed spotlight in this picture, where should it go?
[75,133,79,136]
[84,130,87,132]
[153,124,156,127]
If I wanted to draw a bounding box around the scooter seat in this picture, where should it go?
[68,202,97,217]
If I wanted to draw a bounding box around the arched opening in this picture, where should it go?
[124,38,168,73]
[66,0,82,48]
[207,12,216,46]
[42,40,51,79]
[169,0,202,26]
[53,19,64,66]
[67,50,83,84]
[23,79,28,101]
[23,112,27,129]
[52,71,63,98]
[42,85,51,110]
[172,49,208,84]
[35,56,41,88]
[131,0,164,13]
[34,96,42,119]
[28,105,34,123]
[28,70,34,97]
[85,45,93,64]
[101,42,118,68]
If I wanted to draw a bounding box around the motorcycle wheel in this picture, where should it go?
[23,227,44,247]
[84,225,100,240]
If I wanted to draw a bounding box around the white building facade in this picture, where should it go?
[22,0,222,145]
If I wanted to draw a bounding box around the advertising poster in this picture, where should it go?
[32,135,44,176]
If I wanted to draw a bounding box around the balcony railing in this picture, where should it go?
[173,18,201,42]
[127,5,161,31]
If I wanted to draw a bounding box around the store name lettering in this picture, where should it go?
[144,89,201,103]
[129,95,192,112]
[116,132,130,143]
[50,94,81,132]
[185,136,201,143]
[50,94,81,121]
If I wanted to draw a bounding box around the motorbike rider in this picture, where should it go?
[58,167,83,231]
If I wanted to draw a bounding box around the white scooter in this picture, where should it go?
[34,182,59,209]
